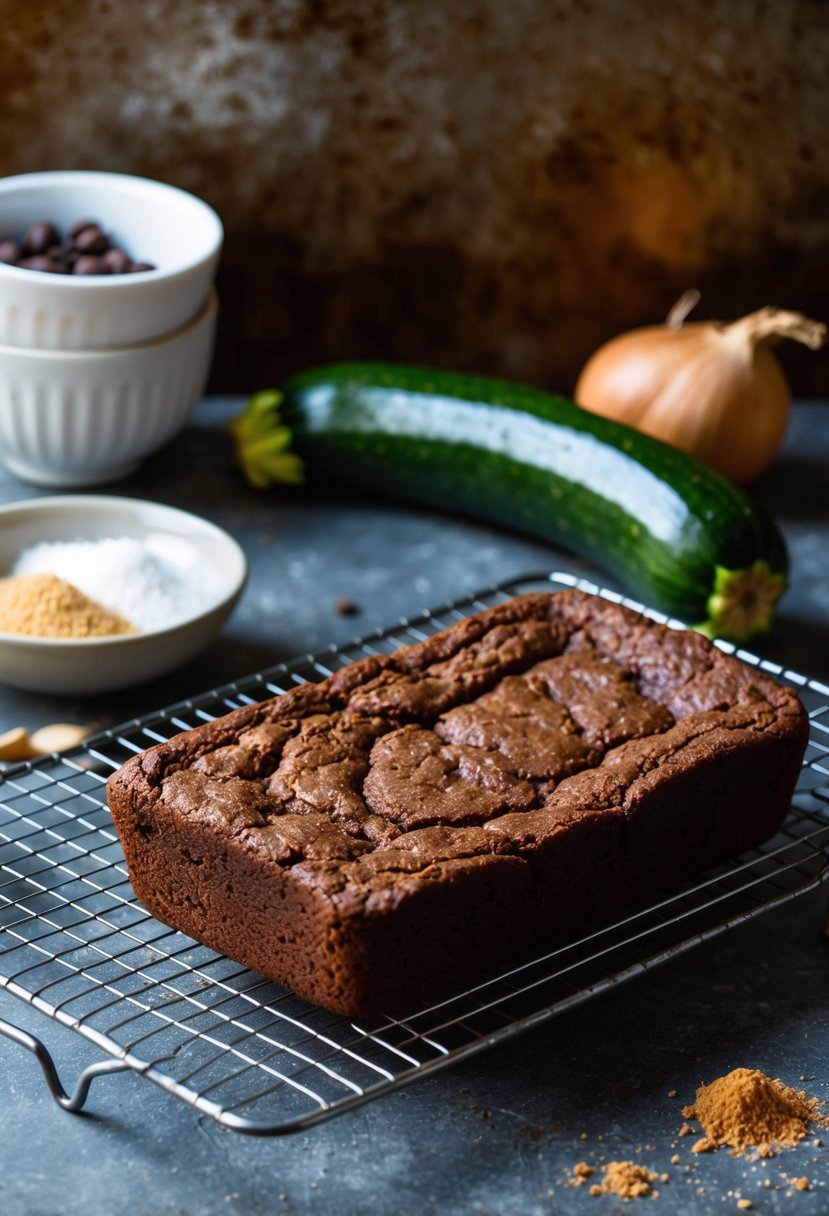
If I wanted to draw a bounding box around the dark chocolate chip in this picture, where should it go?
[73,225,109,254]
[72,254,110,275]
[45,243,75,267]
[0,238,20,264]
[22,221,58,255]
[69,218,100,239]
[18,255,61,273]
[129,261,156,273]
[103,247,131,273]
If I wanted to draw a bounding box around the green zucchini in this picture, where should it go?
[231,362,789,641]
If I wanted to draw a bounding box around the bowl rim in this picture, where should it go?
[0,286,217,359]
[0,169,223,284]
[0,493,248,648]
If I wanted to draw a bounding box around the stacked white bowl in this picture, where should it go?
[0,171,223,487]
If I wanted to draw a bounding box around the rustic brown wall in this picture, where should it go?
[1,0,828,394]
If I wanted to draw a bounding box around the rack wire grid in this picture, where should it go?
[1,571,828,1135]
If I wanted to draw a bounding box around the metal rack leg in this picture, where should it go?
[0,1014,130,1113]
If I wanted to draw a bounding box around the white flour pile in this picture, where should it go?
[13,534,220,633]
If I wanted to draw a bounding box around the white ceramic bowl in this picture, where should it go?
[0,170,223,349]
[0,495,247,694]
[0,288,217,487]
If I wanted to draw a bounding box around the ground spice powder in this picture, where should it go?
[588,1161,657,1199]
[683,1067,824,1156]
[0,573,135,638]
[566,1161,596,1187]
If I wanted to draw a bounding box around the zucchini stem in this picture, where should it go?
[230,391,305,488]
[697,561,787,641]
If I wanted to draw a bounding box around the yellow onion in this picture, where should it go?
[575,292,826,485]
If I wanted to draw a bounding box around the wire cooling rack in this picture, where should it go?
[1,571,828,1135]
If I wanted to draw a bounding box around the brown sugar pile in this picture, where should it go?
[588,1161,657,1199]
[0,573,135,639]
[683,1067,825,1157]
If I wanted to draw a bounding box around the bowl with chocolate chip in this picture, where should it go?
[0,171,222,484]
[0,170,222,348]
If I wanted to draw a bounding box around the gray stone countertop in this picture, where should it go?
[0,398,828,1215]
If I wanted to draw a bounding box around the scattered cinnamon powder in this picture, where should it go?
[0,572,135,638]
[683,1068,825,1157]
[567,1162,595,1187]
[589,1161,657,1199]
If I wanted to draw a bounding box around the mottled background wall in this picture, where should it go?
[1,0,828,394]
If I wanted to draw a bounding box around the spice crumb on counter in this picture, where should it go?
[566,1162,595,1187]
[565,1065,825,1210]
[692,1137,715,1154]
[588,1161,658,1199]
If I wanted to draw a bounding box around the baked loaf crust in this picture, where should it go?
[107,591,808,1015]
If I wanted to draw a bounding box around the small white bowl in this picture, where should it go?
[0,495,247,694]
[0,288,217,487]
[0,170,223,349]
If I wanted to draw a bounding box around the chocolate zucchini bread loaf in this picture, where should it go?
[107,591,808,1016]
